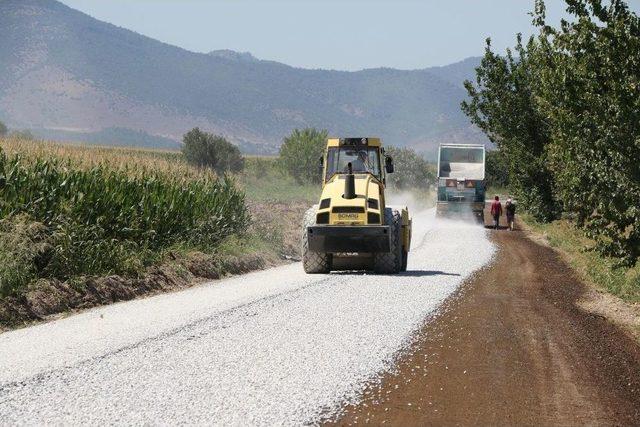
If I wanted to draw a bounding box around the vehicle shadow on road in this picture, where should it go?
[399,270,461,277]
[330,270,460,277]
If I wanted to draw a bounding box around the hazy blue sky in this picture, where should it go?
[59,0,640,71]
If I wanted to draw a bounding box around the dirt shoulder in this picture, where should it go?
[333,220,640,426]
[520,217,640,343]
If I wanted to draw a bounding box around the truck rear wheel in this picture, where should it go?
[302,207,332,274]
[374,208,402,274]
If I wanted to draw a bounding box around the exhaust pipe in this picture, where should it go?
[344,162,356,199]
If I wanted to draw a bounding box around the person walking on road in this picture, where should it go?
[505,196,516,231]
[490,195,502,230]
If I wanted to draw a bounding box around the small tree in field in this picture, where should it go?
[9,130,35,140]
[182,128,244,174]
[384,146,435,190]
[278,128,328,184]
[0,121,7,137]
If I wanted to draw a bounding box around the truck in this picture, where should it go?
[302,137,412,274]
[435,143,486,223]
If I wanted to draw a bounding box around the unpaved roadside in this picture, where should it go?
[334,223,640,426]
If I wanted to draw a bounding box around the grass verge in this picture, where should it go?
[521,214,640,303]
[239,156,319,203]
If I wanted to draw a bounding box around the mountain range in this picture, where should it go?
[0,0,484,154]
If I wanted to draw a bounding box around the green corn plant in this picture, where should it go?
[0,147,249,282]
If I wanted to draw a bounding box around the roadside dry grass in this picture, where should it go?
[521,214,640,303]
[238,156,319,261]
[239,156,319,203]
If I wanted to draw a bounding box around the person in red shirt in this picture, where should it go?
[490,195,503,230]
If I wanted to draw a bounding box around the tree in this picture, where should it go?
[9,130,35,140]
[463,0,640,265]
[0,121,7,137]
[533,0,640,264]
[462,36,560,221]
[278,128,328,184]
[182,128,244,174]
[484,149,510,190]
[384,146,435,190]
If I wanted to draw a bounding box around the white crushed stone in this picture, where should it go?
[0,209,495,425]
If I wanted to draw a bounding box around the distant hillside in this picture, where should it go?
[427,57,482,89]
[0,0,484,152]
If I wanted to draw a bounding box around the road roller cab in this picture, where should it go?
[302,137,412,274]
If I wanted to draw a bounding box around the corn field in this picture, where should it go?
[0,137,208,180]
[0,141,248,292]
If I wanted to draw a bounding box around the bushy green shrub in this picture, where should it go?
[384,146,435,190]
[0,121,7,137]
[182,128,244,174]
[278,128,328,184]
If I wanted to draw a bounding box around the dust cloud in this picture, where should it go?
[386,189,434,216]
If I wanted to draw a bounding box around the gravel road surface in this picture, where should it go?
[0,210,494,425]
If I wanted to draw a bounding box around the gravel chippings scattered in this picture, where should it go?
[0,209,495,425]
